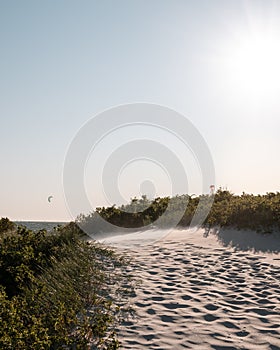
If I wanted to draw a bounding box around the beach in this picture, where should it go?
[100,228,280,349]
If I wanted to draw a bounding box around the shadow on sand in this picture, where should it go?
[206,227,280,254]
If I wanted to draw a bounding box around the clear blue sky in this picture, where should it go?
[1,0,280,221]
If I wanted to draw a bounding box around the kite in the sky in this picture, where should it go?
[48,195,53,203]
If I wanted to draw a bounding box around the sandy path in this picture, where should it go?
[111,230,280,350]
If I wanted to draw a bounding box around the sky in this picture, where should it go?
[1,0,280,221]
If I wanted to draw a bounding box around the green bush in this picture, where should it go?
[0,220,133,349]
[77,190,280,234]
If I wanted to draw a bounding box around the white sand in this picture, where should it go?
[100,228,280,349]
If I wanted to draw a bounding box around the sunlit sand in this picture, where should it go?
[99,228,280,349]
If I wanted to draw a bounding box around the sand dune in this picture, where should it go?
[101,229,280,349]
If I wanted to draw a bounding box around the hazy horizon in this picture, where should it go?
[1,0,280,221]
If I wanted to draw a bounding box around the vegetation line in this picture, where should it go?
[78,190,280,235]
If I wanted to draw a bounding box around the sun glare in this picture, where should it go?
[224,29,280,99]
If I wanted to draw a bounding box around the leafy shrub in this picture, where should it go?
[0,217,15,234]
[78,190,280,235]
[0,220,133,349]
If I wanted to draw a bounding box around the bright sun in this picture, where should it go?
[224,29,280,99]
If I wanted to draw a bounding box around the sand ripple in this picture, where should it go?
[116,239,280,349]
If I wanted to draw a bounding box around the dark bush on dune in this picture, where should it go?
[77,196,171,236]
[206,190,280,232]
[0,218,133,349]
[0,217,15,233]
[78,190,280,236]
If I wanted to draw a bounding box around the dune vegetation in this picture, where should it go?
[78,190,280,235]
[0,218,134,349]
